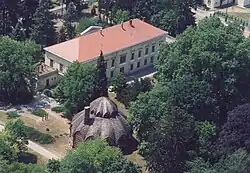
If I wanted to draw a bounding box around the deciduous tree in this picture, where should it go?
[157,17,250,125]
[60,138,140,173]
[54,62,97,118]
[0,37,40,104]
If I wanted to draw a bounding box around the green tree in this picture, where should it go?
[30,0,56,46]
[157,17,250,125]
[10,20,26,41]
[47,159,60,173]
[112,9,130,25]
[64,21,76,40]
[0,37,40,104]
[111,72,127,93]
[0,132,20,163]
[57,26,67,43]
[60,138,140,173]
[76,18,98,35]
[215,103,250,157]
[54,62,97,118]
[187,149,250,173]
[64,2,77,23]
[95,51,108,97]
[0,159,47,173]
[5,119,28,151]
[129,88,196,172]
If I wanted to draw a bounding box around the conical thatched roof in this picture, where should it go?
[71,97,132,148]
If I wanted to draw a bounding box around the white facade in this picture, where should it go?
[203,0,250,8]
[237,0,250,7]
[203,0,234,8]
[44,35,168,80]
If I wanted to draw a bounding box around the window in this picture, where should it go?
[131,53,135,60]
[120,67,124,73]
[59,64,63,72]
[54,77,56,80]
[120,55,126,64]
[137,61,140,68]
[50,59,54,67]
[130,64,134,71]
[145,47,149,55]
[111,59,115,67]
[110,71,114,78]
[150,56,154,63]
[138,50,142,58]
[152,45,155,52]
[144,59,147,65]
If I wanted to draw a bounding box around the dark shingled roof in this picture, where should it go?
[71,97,132,146]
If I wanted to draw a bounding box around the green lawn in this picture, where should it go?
[0,111,8,122]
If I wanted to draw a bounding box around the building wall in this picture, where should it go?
[36,71,60,91]
[45,52,72,75]
[203,0,234,8]
[237,0,250,7]
[44,34,167,81]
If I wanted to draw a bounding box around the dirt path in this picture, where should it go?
[0,121,62,160]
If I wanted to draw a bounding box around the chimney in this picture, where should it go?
[84,106,90,124]
[100,29,103,36]
[129,19,133,27]
[121,21,124,30]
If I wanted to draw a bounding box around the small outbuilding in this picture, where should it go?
[70,97,136,152]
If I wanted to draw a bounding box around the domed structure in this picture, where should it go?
[70,97,134,150]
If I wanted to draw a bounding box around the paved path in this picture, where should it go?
[0,122,61,160]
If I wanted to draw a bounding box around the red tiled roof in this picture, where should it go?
[44,19,167,62]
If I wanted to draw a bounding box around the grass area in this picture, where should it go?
[0,111,8,122]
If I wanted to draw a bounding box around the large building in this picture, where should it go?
[41,19,174,89]
[203,0,250,8]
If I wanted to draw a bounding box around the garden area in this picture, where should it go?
[0,107,70,158]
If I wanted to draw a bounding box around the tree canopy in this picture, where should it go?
[129,16,250,172]
[60,138,140,173]
[30,0,56,46]
[215,103,250,157]
[54,62,97,118]
[157,17,250,125]
[0,37,40,104]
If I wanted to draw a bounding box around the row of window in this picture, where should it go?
[50,59,63,72]
[114,45,156,66]
[110,56,154,78]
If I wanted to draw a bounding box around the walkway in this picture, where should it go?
[0,122,61,160]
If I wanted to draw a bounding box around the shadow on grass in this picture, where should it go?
[19,152,38,164]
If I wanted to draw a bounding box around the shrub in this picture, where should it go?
[32,108,47,117]
[25,126,54,144]
[43,89,52,97]
[39,134,55,144]
[51,106,65,113]
[7,111,20,118]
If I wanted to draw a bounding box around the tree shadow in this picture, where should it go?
[121,136,139,155]
[18,152,38,164]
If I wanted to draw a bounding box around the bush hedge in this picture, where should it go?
[43,89,52,97]
[32,108,48,117]
[51,106,65,113]
[7,111,20,118]
[25,126,54,144]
